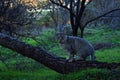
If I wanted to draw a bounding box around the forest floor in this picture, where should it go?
[0,26,120,80]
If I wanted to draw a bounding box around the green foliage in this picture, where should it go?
[59,68,120,80]
[0,46,42,71]
[95,47,120,63]
[0,69,59,80]
[0,46,16,56]
[23,29,68,57]
[22,38,38,46]
[0,26,120,80]
[0,68,120,80]
[36,29,68,57]
[58,69,109,80]
[84,28,120,44]
[0,61,7,71]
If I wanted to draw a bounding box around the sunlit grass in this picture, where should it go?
[22,38,38,46]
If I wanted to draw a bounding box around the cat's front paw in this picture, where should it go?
[68,58,74,62]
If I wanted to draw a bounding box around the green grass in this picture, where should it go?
[84,28,120,44]
[0,27,120,80]
[60,68,120,80]
[1,68,120,80]
[0,69,59,80]
[22,38,38,46]
[95,47,120,63]
[58,69,110,80]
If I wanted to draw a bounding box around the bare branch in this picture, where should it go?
[50,0,75,16]
[50,0,70,10]
[76,0,80,15]
[84,8,120,27]
[85,0,92,6]
[78,0,86,18]
[58,0,63,5]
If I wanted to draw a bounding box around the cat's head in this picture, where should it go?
[55,32,66,44]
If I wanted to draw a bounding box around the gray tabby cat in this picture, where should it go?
[56,25,95,62]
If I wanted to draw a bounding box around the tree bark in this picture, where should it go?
[0,33,120,74]
[80,27,84,38]
[72,26,78,36]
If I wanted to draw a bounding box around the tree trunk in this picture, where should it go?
[80,28,84,38]
[0,33,120,74]
[72,29,78,36]
[72,25,78,36]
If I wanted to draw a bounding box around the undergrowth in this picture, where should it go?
[0,27,120,80]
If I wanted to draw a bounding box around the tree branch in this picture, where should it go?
[84,8,120,27]
[85,0,92,6]
[0,33,120,74]
[50,0,75,16]
[78,0,86,21]
[50,0,70,11]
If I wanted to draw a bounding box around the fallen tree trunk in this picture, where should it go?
[0,33,120,74]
